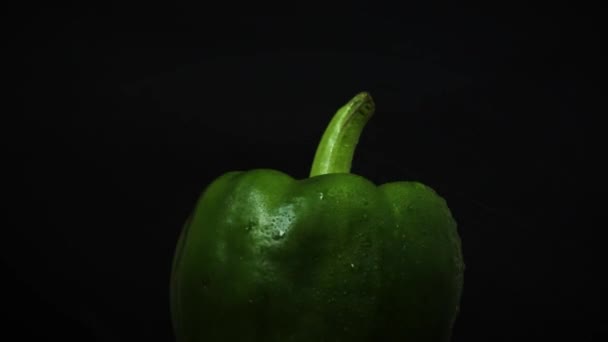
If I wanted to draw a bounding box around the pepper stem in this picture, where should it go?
[309,92,375,177]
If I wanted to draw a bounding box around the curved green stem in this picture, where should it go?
[309,92,375,177]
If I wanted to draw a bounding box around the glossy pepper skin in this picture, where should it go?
[170,92,464,341]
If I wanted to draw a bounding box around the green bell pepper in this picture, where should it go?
[170,92,464,341]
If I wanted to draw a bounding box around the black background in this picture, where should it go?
[8,2,603,341]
